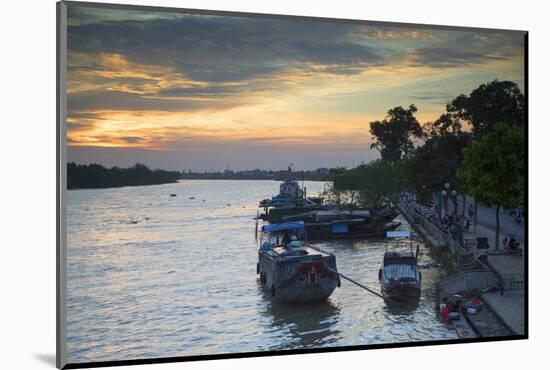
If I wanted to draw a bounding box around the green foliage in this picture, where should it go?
[447,80,525,138]
[401,133,471,201]
[330,160,402,208]
[67,162,181,189]
[369,104,423,163]
[422,112,463,139]
[460,123,524,209]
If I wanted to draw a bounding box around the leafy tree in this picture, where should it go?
[67,162,181,189]
[331,160,402,209]
[369,105,423,163]
[401,132,470,204]
[422,112,464,139]
[447,80,525,138]
[459,124,524,249]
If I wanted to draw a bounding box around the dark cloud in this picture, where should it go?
[68,112,106,120]
[407,32,522,68]
[409,93,456,102]
[157,85,245,97]
[66,6,524,115]
[67,90,242,112]
[67,121,96,131]
[119,136,146,144]
[67,13,382,82]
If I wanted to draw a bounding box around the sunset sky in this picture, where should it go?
[66,5,525,171]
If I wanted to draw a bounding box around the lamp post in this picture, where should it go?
[451,189,458,215]
[441,190,448,218]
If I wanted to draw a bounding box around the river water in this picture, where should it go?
[66,180,457,363]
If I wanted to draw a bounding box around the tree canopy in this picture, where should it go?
[67,163,181,189]
[446,80,525,138]
[369,104,423,163]
[332,159,401,209]
[402,132,470,202]
[459,123,524,248]
[460,124,524,208]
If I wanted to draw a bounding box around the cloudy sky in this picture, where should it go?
[66,5,525,171]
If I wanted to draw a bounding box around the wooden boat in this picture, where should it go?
[379,231,421,300]
[282,210,401,240]
[257,221,340,303]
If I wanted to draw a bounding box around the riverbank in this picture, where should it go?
[396,199,525,337]
[68,163,181,189]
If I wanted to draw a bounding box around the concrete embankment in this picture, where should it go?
[396,203,440,249]
[397,201,522,338]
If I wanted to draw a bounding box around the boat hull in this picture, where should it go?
[260,205,324,223]
[258,252,339,303]
[305,221,401,240]
[382,284,421,300]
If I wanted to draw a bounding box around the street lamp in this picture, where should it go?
[441,190,448,217]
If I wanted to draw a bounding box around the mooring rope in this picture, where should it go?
[328,268,406,307]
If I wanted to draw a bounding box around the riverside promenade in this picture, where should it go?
[463,198,525,335]
[399,195,525,336]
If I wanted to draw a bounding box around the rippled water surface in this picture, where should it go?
[67,180,457,363]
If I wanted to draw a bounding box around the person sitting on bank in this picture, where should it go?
[282,232,292,247]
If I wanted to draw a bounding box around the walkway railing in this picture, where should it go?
[502,273,524,290]
[399,199,485,271]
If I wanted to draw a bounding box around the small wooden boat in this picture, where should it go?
[379,231,421,300]
[257,221,340,303]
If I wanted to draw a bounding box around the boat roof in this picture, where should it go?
[386,230,410,238]
[262,221,305,232]
[314,210,371,217]
[383,251,416,264]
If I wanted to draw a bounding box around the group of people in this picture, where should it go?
[440,291,483,321]
[401,193,470,239]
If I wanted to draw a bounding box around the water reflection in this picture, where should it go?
[67,180,457,363]
[384,298,420,315]
[262,297,342,350]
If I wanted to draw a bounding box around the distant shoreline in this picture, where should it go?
[68,178,330,191]
[67,162,334,190]
[67,163,181,190]
[68,162,335,189]
[179,176,330,181]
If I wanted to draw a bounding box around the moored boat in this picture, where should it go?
[283,209,401,240]
[258,179,325,223]
[257,221,340,303]
[379,231,421,300]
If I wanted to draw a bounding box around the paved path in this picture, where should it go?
[439,196,526,273]
[480,290,525,335]
[460,196,525,246]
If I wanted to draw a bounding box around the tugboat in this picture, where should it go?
[379,231,421,300]
[257,221,340,303]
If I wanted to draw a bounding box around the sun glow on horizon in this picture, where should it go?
[66,6,525,169]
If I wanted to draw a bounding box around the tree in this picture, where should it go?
[402,132,470,204]
[447,80,525,138]
[369,105,423,163]
[331,160,402,209]
[67,162,181,189]
[459,124,524,249]
[422,113,463,139]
